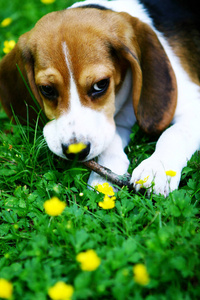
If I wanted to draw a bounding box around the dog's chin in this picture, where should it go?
[68,154,94,163]
[47,143,107,162]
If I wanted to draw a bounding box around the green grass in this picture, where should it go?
[0,1,200,299]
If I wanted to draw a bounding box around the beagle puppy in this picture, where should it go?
[0,0,200,196]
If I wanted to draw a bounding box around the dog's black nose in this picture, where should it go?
[62,142,91,161]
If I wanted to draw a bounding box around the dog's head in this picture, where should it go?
[0,6,177,161]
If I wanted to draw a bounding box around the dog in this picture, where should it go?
[0,0,200,196]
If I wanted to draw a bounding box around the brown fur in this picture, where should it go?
[0,8,177,133]
[168,36,200,86]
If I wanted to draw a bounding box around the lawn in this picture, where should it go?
[0,0,200,299]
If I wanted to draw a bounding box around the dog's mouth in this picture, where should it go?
[61,142,91,162]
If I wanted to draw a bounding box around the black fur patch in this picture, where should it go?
[79,4,109,10]
[139,0,200,82]
[139,0,200,33]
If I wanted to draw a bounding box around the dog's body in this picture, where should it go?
[0,0,200,196]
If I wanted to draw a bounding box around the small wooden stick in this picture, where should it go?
[83,160,134,190]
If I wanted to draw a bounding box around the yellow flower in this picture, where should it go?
[41,0,55,4]
[96,182,115,196]
[66,143,87,154]
[44,197,66,216]
[1,18,12,27]
[165,170,177,177]
[76,249,101,271]
[133,264,150,286]
[48,281,74,300]
[98,194,116,209]
[135,176,149,185]
[0,278,13,299]
[3,40,16,54]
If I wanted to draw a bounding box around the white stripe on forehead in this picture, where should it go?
[62,41,81,112]
[62,41,74,79]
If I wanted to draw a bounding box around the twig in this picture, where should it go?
[83,160,134,191]
[0,157,17,165]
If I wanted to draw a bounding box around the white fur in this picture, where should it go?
[43,42,116,162]
[45,0,200,196]
[70,0,200,196]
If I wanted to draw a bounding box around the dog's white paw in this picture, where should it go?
[130,157,181,197]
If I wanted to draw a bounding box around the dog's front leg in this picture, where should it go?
[88,128,130,189]
[131,102,200,196]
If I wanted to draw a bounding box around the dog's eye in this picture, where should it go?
[89,78,110,99]
[93,79,109,92]
[39,85,58,100]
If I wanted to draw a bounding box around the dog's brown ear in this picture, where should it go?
[0,32,43,124]
[114,13,177,134]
